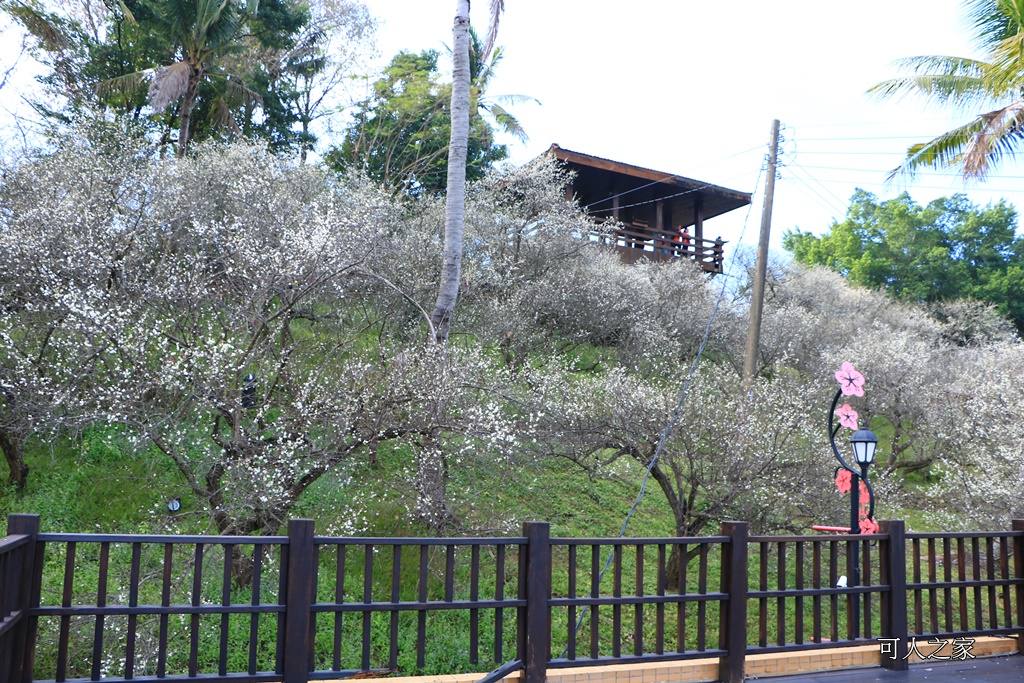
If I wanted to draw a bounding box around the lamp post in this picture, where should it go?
[826,368,878,641]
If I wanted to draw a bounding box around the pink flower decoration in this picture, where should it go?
[859,518,879,535]
[836,404,859,430]
[835,361,865,397]
[835,469,852,494]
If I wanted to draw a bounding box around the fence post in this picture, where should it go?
[522,521,550,683]
[5,514,41,683]
[1013,520,1024,654]
[879,520,908,670]
[717,521,747,683]
[283,519,315,683]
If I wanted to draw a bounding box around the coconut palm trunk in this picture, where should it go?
[429,0,472,343]
[177,66,202,158]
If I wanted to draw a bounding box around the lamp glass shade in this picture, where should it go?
[850,428,878,464]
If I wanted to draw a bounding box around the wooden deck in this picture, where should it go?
[770,653,1024,682]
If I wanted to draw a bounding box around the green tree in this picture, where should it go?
[4,0,317,155]
[325,48,507,194]
[783,189,1024,332]
[870,0,1024,179]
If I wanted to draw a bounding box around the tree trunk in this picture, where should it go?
[0,428,28,489]
[428,0,472,343]
[177,67,201,159]
[414,430,453,532]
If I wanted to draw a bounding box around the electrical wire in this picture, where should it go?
[559,155,767,658]
[583,146,762,211]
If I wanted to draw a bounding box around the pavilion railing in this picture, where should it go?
[583,221,725,273]
[2,516,1022,683]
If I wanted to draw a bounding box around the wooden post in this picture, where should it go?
[655,200,665,254]
[523,522,551,683]
[1013,520,1024,653]
[5,514,41,683]
[718,522,748,683]
[879,520,908,670]
[693,194,704,246]
[283,519,315,683]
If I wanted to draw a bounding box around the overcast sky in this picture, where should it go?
[362,0,1024,269]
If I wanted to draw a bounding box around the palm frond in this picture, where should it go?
[110,0,137,26]
[868,56,995,109]
[890,54,990,77]
[221,74,262,108]
[3,1,70,50]
[887,122,977,184]
[480,0,504,64]
[962,101,1024,177]
[980,31,1024,95]
[490,93,540,106]
[868,73,994,110]
[196,0,231,36]
[148,61,192,112]
[485,102,528,142]
[213,97,243,136]
[965,0,1022,51]
[885,105,1024,182]
[95,68,154,99]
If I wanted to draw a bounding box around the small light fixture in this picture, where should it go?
[167,498,181,512]
[242,373,256,408]
[850,427,878,465]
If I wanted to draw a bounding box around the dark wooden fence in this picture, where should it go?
[1,515,1021,683]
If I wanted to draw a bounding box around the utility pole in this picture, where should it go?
[743,119,780,388]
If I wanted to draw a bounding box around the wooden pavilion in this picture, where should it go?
[549,144,751,273]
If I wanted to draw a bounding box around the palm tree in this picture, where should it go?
[429,0,504,343]
[461,25,536,142]
[145,0,259,157]
[870,0,1024,180]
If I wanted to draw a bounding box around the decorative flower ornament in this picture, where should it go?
[836,404,859,430]
[859,518,879,535]
[835,468,852,494]
[835,361,865,397]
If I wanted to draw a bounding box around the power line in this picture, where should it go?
[786,161,851,214]
[583,146,763,211]
[560,152,767,658]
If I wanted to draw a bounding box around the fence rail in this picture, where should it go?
[2,516,1022,683]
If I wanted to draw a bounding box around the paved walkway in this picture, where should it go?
[763,654,1024,682]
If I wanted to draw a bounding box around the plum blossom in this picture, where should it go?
[835,361,865,396]
[836,403,859,430]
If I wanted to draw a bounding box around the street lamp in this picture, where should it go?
[850,427,877,465]
[825,363,881,641]
[848,427,877,533]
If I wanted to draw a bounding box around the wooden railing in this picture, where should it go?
[2,516,1022,683]
[585,222,725,273]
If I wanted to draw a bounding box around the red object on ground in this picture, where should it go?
[811,525,852,533]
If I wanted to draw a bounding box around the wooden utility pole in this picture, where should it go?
[743,119,780,388]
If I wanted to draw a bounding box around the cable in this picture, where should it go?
[585,168,756,217]
[583,145,762,211]
[781,176,847,219]
[559,158,766,658]
[786,161,852,214]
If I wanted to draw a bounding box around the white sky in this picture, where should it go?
[2,0,1021,270]
[362,0,1024,267]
